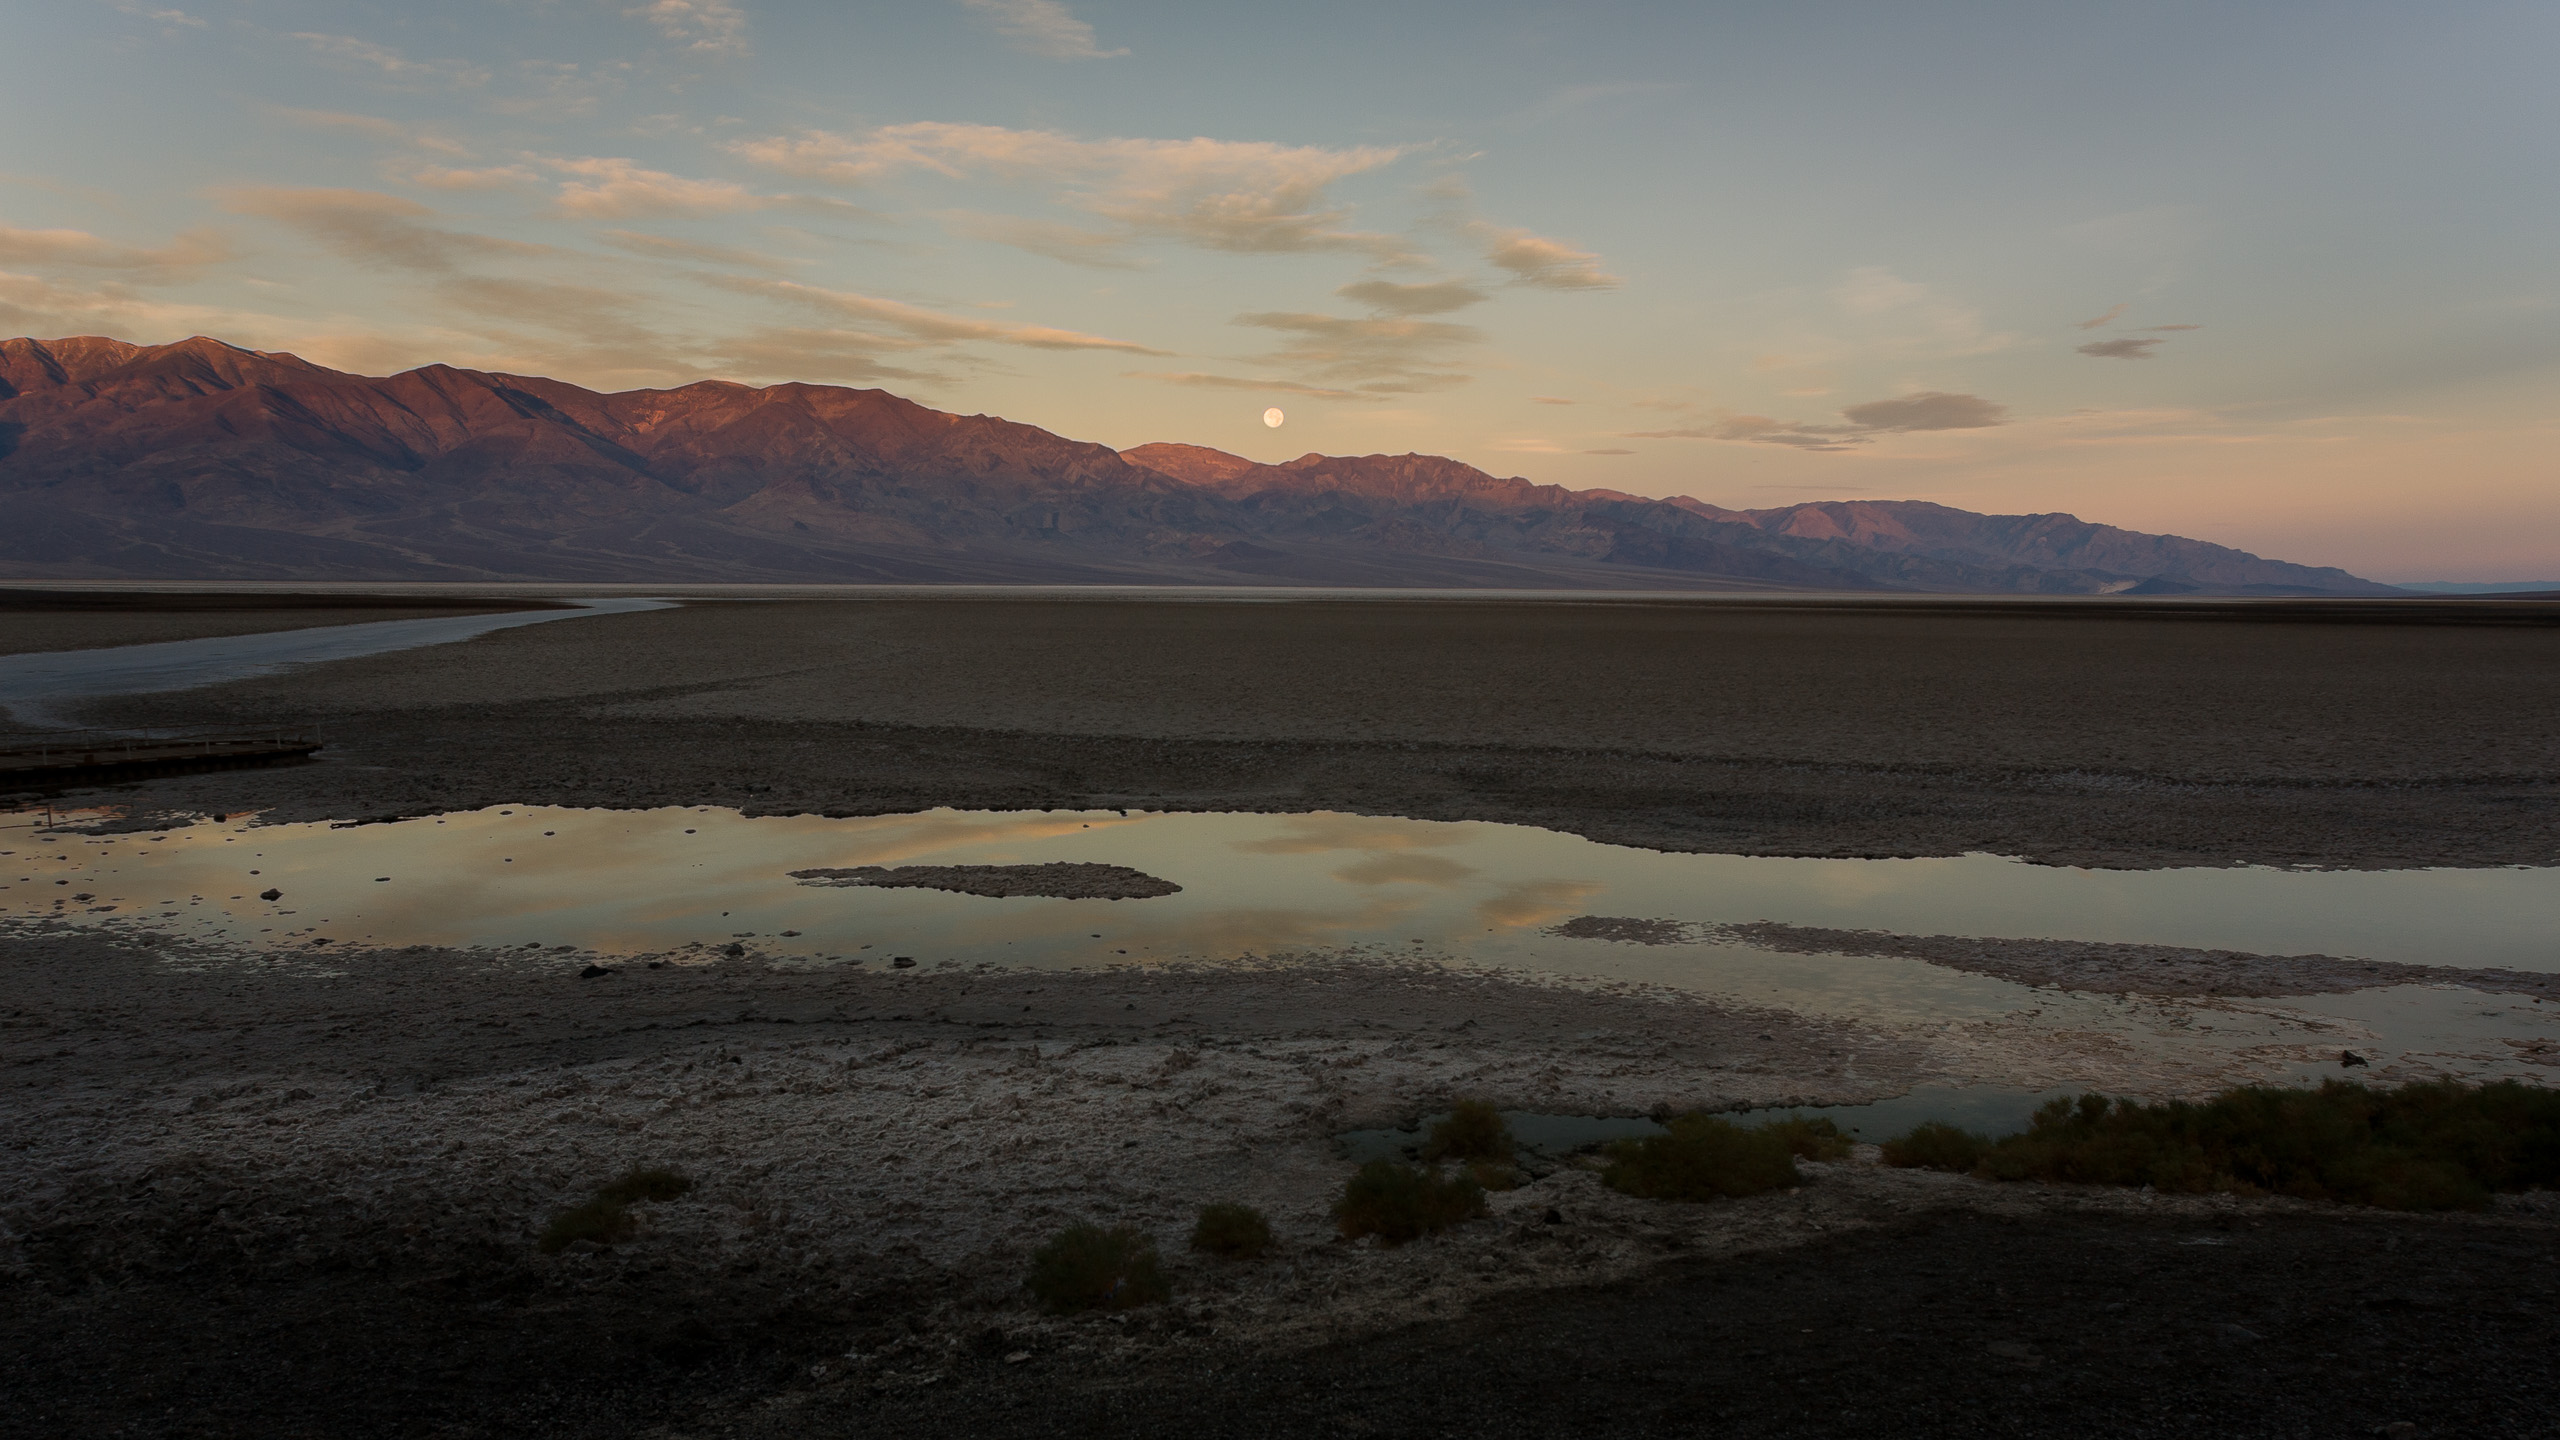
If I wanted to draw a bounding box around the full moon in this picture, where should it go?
[1262,407,1285,428]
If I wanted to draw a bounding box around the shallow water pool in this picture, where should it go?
[6,803,2553,1089]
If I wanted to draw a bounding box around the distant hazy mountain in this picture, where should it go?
[0,335,2399,594]
[2396,581,2560,594]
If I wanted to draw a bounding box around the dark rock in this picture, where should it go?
[260,888,282,901]
[892,956,917,969]
[579,965,616,979]
[722,943,746,958]
[2342,1051,2370,1067]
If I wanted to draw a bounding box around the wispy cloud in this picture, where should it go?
[396,163,542,191]
[1480,226,1620,289]
[708,327,941,386]
[289,32,489,88]
[1509,81,1678,129]
[1231,310,1481,393]
[2075,302,2129,330]
[1337,279,1487,315]
[221,188,555,273]
[544,156,780,219]
[956,0,1126,60]
[0,269,259,345]
[1830,266,2015,356]
[107,2,208,36]
[0,224,230,279]
[1126,371,1379,400]
[593,230,799,271]
[938,211,1147,269]
[1629,390,2008,451]
[625,0,749,56]
[711,275,1170,354]
[2077,337,2162,359]
[1424,178,1620,292]
[732,123,1411,261]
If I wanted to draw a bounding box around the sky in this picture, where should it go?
[3,1,2554,580]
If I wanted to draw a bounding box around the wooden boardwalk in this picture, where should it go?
[0,729,321,787]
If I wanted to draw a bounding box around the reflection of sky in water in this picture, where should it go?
[3,805,2555,1074]
[7,804,2560,972]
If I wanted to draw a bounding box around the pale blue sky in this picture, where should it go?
[4,1,2554,576]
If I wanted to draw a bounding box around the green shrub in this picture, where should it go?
[537,1164,694,1254]
[1600,1113,1801,1201]
[1421,1100,1515,1164]
[1882,1080,2560,1212]
[1190,1202,1276,1260]
[1758,1115,1855,1162]
[1334,1160,1487,1244]
[1882,1120,1991,1172]
[1027,1224,1172,1313]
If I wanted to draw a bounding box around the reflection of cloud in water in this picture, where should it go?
[1231,812,1476,856]
[1333,853,1477,887]
[786,811,1144,867]
[932,891,1436,959]
[1478,878,1604,929]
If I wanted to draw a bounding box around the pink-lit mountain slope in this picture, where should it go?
[0,335,2394,593]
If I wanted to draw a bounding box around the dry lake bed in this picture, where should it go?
[4,589,2558,1438]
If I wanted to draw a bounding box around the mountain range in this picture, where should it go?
[0,335,2398,595]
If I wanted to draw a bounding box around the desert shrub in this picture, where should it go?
[1334,1160,1487,1244]
[1758,1115,1855,1162]
[597,1166,694,1206]
[1421,1100,1515,1164]
[1883,1121,1991,1172]
[1190,1202,1276,1260]
[1468,1160,1523,1192]
[538,1197,637,1253]
[1600,1113,1801,1201]
[1028,1224,1172,1313]
[1884,1081,2560,1212]
[537,1164,694,1254]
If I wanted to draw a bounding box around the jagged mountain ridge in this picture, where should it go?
[0,335,2395,593]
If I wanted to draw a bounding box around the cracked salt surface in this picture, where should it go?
[5,802,2556,1091]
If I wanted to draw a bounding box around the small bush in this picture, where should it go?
[1758,1115,1855,1162]
[1880,1080,2560,1212]
[1883,1121,1990,1172]
[537,1164,693,1254]
[1334,1160,1487,1244]
[1028,1224,1172,1313]
[538,1197,637,1253]
[1190,1202,1275,1260]
[1421,1100,1515,1164]
[597,1166,694,1206]
[1601,1114,1801,1201]
[1468,1160,1523,1192]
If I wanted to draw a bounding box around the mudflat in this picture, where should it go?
[0,588,561,657]
[7,590,2558,1439]
[35,591,2560,869]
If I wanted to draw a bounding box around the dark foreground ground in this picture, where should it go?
[7,1209,2552,1439]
